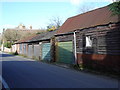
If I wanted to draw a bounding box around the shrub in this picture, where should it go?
[4,42,13,48]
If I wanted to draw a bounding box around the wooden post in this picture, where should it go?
[39,42,42,60]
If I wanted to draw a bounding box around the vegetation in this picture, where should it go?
[32,56,39,61]
[3,29,38,46]
[47,16,62,31]
[0,34,2,47]
[3,30,21,42]
[3,42,14,48]
[47,25,56,31]
[109,1,120,15]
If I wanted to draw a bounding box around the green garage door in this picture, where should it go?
[42,43,51,61]
[56,41,74,64]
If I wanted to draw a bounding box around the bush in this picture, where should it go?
[4,42,13,48]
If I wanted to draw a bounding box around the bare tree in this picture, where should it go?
[49,16,62,29]
[3,30,21,42]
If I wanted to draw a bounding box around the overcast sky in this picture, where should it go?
[0,0,113,33]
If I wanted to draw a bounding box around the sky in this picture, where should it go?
[0,0,113,33]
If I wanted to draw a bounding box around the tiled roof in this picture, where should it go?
[56,6,120,34]
[27,30,56,42]
[15,35,37,44]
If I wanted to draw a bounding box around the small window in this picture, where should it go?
[86,36,92,47]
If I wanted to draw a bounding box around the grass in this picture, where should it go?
[32,56,40,61]
[8,52,14,55]
[19,54,27,58]
[72,64,84,70]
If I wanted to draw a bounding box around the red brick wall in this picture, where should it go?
[77,53,120,73]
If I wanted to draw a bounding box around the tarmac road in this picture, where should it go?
[1,52,119,88]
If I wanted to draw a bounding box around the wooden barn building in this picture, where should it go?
[56,5,120,73]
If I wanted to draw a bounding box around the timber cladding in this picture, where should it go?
[76,23,120,55]
[55,33,74,42]
[76,22,120,73]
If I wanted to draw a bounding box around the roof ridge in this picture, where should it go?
[56,4,119,34]
[68,5,108,19]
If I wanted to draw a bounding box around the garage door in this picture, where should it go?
[23,44,27,55]
[56,41,74,64]
[42,43,51,61]
[19,44,23,54]
[34,44,40,60]
[28,45,33,58]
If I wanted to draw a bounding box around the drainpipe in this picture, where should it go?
[74,31,77,64]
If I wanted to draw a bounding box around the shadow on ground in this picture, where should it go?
[0,54,15,57]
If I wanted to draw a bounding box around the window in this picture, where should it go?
[86,36,92,47]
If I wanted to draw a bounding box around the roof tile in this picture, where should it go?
[56,6,120,34]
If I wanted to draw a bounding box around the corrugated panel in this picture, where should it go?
[56,41,74,64]
[42,43,51,61]
[56,6,120,34]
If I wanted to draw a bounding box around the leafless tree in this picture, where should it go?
[3,30,21,42]
[49,16,62,29]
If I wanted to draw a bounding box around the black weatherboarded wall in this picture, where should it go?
[76,22,120,74]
